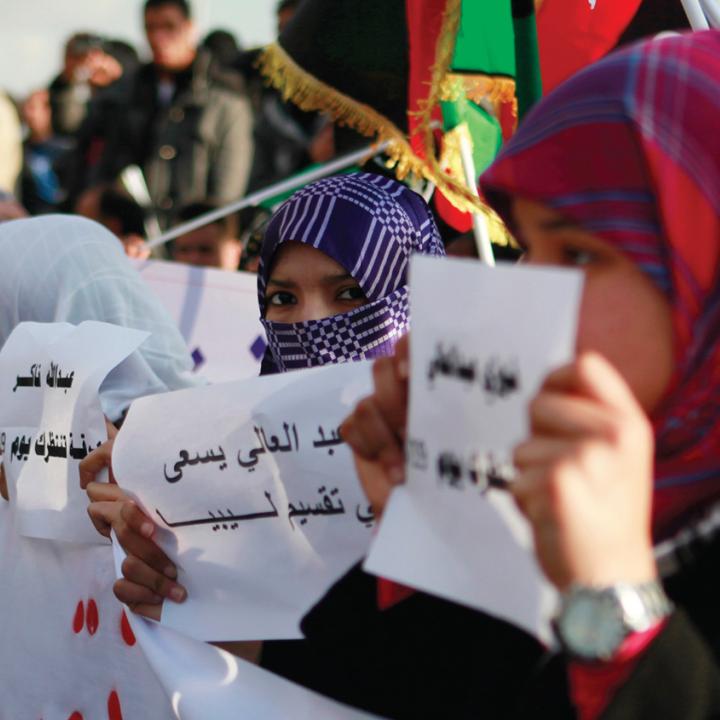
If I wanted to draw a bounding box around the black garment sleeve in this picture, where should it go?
[601,611,720,720]
[262,563,555,719]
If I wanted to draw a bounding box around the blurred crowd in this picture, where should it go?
[0,0,341,273]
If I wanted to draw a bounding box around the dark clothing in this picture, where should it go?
[96,51,253,227]
[520,523,720,719]
[261,530,720,719]
[598,528,720,719]
[20,137,73,214]
[48,74,90,137]
[261,564,556,719]
[601,612,720,720]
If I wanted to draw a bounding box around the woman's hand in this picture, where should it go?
[80,436,186,619]
[511,352,658,591]
[340,334,410,517]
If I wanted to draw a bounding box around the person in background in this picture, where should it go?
[170,202,242,270]
[276,0,299,34]
[201,29,242,70]
[93,0,254,228]
[241,0,335,192]
[20,89,71,214]
[57,38,140,209]
[48,33,124,138]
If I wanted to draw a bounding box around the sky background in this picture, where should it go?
[0,0,278,99]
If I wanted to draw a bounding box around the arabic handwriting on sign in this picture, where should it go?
[355,503,375,528]
[13,363,42,392]
[10,434,32,462]
[426,344,521,400]
[287,486,346,529]
[312,425,343,455]
[436,451,514,494]
[45,362,75,393]
[155,490,280,529]
[43,431,68,463]
[482,358,520,399]
[163,446,228,483]
[237,422,300,470]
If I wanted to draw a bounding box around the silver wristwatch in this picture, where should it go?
[554,581,673,662]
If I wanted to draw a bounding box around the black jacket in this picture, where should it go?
[261,563,568,719]
[96,51,253,227]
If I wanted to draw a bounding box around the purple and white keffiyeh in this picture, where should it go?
[258,172,445,373]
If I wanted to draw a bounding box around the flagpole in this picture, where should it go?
[700,0,720,26]
[145,141,390,249]
[680,0,711,29]
[457,129,495,267]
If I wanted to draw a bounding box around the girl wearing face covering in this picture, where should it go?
[343,29,720,720]
[257,171,444,374]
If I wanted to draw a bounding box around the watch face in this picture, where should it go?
[558,590,626,661]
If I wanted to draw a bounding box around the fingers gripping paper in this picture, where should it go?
[365,256,583,642]
[111,540,384,720]
[112,361,376,641]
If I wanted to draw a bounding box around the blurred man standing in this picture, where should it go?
[96,0,254,227]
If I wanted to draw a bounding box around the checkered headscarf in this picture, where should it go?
[258,172,445,373]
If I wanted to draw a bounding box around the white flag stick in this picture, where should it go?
[700,0,720,26]
[145,142,390,249]
[457,128,495,267]
[680,0,711,29]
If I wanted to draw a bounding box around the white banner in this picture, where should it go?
[365,257,583,642]
[133,259,265,383]
[112,361,376,641]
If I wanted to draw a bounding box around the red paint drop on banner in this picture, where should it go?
[72,601,84,634]
[67,713,84,720]
[86,598,99,636]
[108,690,123,720]
[120,611,136,646]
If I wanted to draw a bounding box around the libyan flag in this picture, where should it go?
[258,0,539,236]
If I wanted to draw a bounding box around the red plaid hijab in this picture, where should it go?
[481,31,720,536]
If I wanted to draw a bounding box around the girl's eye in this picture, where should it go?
[563,247,597,266]
[337,285,367,302]
[267,291,297,306]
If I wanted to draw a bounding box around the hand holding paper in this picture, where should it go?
[362,256,584,642]
[341,335,409,517]
[512,352,657,590]
[110,360,376,641]
[81,440,185,619]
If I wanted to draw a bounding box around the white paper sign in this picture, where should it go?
[0,321,149,544]
[112,361,376,641]
[111,542,383,720]
[365,256,583,642]
[133,259,266,383]
[0,501,174,720]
